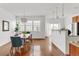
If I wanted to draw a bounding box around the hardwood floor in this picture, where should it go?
[0,38,65,56]
[0,42,11,56]
[32,39,50,56]
[0,38,50,56]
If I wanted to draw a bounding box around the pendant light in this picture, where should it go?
[56,6,59,19]
[21,9,27,31]
[62,3,65,29]
[21,9,27,23]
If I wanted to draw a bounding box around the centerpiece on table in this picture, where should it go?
[22,31,30,37]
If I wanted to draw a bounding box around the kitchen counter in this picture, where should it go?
[67,35,79,41]
[70,41,79,47]
[69,35,79,37]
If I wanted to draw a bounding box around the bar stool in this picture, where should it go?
[10,37,22,56]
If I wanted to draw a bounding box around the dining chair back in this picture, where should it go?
[10,36,22,56]
[11,37,22,47]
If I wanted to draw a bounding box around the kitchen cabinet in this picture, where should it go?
[69,42,79,56]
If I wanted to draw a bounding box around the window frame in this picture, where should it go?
[18,20,41,32]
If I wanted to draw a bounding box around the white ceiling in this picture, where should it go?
[0,3,79,16]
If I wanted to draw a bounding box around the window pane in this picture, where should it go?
[26,20,32,31]
[33,21,40,31]
[33,25,40,31]
[51,24,60,30]
[19,25,25,31]
[26,21,32,25]
[26,25,32,31]
[34,21,40,25]
[54,24,58,29]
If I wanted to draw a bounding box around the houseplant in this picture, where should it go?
[14,24,19,36]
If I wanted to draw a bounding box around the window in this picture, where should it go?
[19,20,40,32]
[51,23,60,30]
[26,21,32,31]
[33,21,40,31]
[19,25,25,31]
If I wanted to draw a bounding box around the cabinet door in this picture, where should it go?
[77,16,79,22]
[72,16,77,22]
[69,44,72,55]
[75,46,79,56]
[69,43,76,56]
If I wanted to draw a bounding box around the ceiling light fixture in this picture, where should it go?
[56,6,59,19]
[61,3,66,29]
[21,9,27,23]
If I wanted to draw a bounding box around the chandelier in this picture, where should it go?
[21,9,27,23]
[21,17,27,23]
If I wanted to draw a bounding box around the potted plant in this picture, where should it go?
[14,24,19,36]
[22,31,30,37]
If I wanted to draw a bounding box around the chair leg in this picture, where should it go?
[15,47,18,56]
[14,47,21,56]
[10,47,14,56]
[18,47,21,56]
[17,47,21,56]
[10,47,16,56]
[10,47,22,56]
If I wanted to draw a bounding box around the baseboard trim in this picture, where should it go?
[32,38,45,40]
[0,41,10,47]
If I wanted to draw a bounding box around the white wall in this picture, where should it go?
[0,8,16,46]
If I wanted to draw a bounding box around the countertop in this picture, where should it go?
[70,41,79,47]
[69,35,79,37]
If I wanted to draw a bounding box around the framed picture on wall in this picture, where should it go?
[2,20,9,31]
